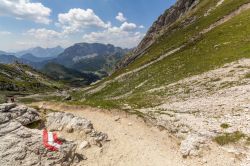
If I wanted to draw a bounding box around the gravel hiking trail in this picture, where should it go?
[31,102,239,166]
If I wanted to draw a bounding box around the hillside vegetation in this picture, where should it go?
[0,62,63,103]
[74,0,250,109]
[42,62,100,87]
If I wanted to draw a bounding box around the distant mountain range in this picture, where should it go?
[15,46,64,58]
[0,54,48,69]
[0,51,6,55]
[0,43,129,86]
[55,43,130,76]
[0,54,19,64]
[21,53,54,62]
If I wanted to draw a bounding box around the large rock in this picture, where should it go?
[0,103,80,166]
[46,112,93,132]
[46,112,108,146]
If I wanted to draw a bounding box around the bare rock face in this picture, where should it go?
[0,103,79,166]
[117,0,199,69]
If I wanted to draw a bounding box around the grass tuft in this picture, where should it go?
[214,131,245,145]
[220,123,230,129]
[245,72,250,78]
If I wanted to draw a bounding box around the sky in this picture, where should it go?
[0,0,176,52]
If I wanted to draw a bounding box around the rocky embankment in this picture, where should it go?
[139,59,250,164]
[0,103,108,166]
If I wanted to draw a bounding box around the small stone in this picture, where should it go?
[74,153,87,163]
[84,128,92,134]
[128,122,132,126]
[63,95,72,101]
[78,141,90,150]
[202,159,208,164]
[114,116,120,122]
[66,127,74,133]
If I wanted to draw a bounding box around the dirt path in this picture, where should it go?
[31,102,239,166]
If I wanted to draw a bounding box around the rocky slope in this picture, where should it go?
[118,0,199,68]
[140,59,250,159]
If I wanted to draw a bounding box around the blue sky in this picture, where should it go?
[0,0,175,51]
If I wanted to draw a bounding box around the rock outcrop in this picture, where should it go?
[0,103,81,166]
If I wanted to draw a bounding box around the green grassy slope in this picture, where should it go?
[0,63,63,93]
[71,0,250,109]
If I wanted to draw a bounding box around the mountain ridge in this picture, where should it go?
[55,42,129,76]
[20,53,54,62]
[118,0,199,69]
[15,46,64,58]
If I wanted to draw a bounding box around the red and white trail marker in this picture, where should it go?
[43,129,62,151]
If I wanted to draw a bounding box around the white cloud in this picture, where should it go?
[0,0,51,24]
[19,28,70,50]
[19,8,145,50]
[58,8,111,34]
[120,22,137,31]
[82,12,143,48]
[139,25,145,29]
[82,26,144,48]
[115,12,126,22]
[25,28,61,40]
[0,31,12,35]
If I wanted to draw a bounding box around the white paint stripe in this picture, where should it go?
[47,132,61,149]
